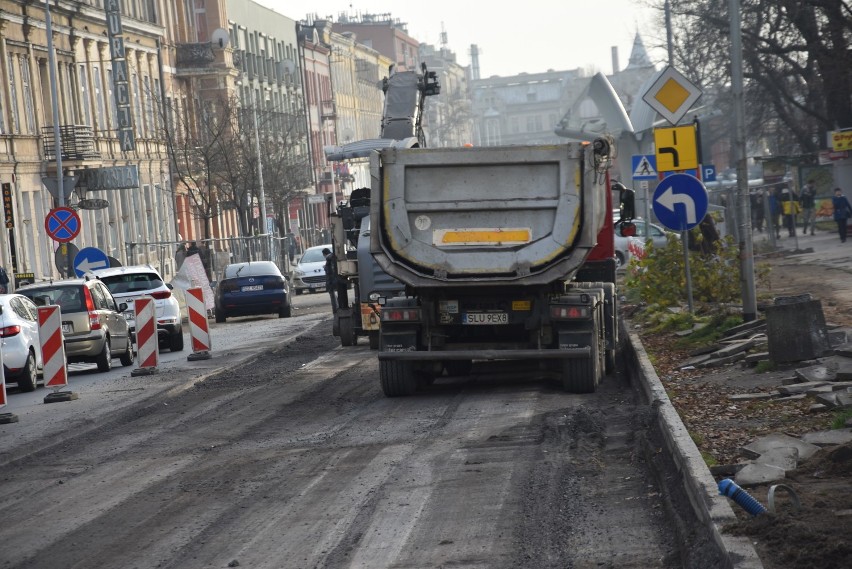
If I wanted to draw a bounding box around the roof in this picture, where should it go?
[90,265,160,278]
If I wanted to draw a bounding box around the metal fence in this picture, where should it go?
[127,234,292,286]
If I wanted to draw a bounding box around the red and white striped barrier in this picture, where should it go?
[186,287,211,361]
[39,305,68,389]
[38,305,76,403]
[131,297,159,376]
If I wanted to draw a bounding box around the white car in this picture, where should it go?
[0,294,43,391]
[613,219,674,269]
[92,265,184,351]
[291,244,332,295]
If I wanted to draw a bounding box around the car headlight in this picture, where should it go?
[293,269,305,277]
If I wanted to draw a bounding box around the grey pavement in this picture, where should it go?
[751,221,852,268]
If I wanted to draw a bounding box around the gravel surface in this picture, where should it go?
[0,313,721,568]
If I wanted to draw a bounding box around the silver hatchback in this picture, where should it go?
[18,278,135,372]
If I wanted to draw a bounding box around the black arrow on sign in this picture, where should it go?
[659,129,680,168]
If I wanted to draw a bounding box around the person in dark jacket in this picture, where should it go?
[323,248,339,311]
[800,180,817,235]
[831,187,852,243]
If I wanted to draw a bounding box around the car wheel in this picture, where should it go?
[615,251,626,269]
[279,301,292,318]
[169,327,185,352]
[119,339,135,366]
[96,337,112,372]
[295,288,303,296]
[17,351,38,392]
[215,310,226,323]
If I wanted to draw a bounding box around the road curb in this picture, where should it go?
[623,321,765,569]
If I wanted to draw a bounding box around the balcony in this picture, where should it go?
[176,42,216,68]
[42,125,100,161]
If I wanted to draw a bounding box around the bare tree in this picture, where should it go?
[656,0,852,155]
[160,94,237,241]
[213,100,312,237]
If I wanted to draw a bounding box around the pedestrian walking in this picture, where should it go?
[323,248,340,312]
[780,187,800,237]
[286,231,296,263]
[750,190,765,232]
[768,187,783,238]
[831,187,852,243]
[800,180,817,235]
[0,265,9,294]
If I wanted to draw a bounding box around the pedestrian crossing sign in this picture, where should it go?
[632,155,657,180]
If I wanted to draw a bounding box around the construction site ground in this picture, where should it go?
[628,228,852,569]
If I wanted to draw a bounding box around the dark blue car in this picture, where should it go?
[214,261,292,323]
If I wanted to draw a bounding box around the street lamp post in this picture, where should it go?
[251,87,268,235]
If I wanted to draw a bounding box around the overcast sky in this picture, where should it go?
[256,1,667,77]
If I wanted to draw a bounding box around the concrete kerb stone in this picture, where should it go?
[623,320,764,569]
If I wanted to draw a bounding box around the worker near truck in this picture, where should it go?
[323,248,341,312]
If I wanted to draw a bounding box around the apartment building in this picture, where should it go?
[0,0,180,284]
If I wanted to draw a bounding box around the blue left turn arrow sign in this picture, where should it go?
[74,247,110,277]
[652,174,709,231]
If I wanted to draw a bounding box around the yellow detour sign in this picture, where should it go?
[831,130,852,151]
[654,125,698,172]
[642,65,702,125]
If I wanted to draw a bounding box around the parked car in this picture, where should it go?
[17,278,134,372]
[0,294,43,391]
[92,265,184,352]
[215,261,292,323]
[291,244,332,295]
[613,219,675,269]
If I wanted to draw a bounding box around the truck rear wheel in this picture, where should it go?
[562,340,599,394]
[339,315,355,346]
[380,360,416,397]
[368,331,379,350]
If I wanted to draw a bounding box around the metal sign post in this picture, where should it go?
[653,174,710,313]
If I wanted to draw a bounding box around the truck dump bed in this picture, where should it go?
[370,143,608,289]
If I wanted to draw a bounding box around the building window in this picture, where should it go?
[79,64,92,126]
[20,56,36,133]
[185,0,208,43]
[7,55,20,133]
[0,68,6,133]
[93,66,106,132]
[143,75,154,134]
[132,73,143,137]
[107,69,117,128]
[142,0,157,23]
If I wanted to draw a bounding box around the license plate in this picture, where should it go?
[241,285,264,292]
[61,323,72,334]
[308,282,324,289]
[462,312,508,325]
[124,311,135,321]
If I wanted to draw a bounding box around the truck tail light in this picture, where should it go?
[0,325,21,337]
[83,287,102,330]
[382,308,421,322]
[550,305,590,320]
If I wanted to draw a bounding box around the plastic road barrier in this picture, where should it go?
[38,305,68,388]
[132,297,159,375]
[186,287,211,361]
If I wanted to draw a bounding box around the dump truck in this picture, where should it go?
[369,138,620,396]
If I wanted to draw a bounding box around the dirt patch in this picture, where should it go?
[630,254,852,569]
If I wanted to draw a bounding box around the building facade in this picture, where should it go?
[0,0,180,285]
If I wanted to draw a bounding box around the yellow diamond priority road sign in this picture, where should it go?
[642,66,702,126]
